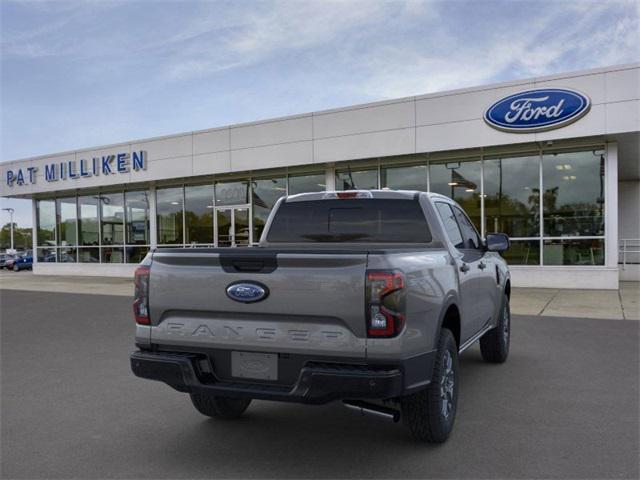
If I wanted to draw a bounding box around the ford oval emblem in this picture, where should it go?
[484,88,591,133]
[226,281,269,303]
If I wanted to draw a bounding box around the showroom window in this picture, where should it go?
[156,186,184,245]
[430,158,482,231]
[56,197,77,262]
[381,164,428,191]
[483,154,540,265]
[185,184,214,245]
[335,168,378,190]
[376,146,605,266]
[542,149,605,265]
[215,180,249,206]
[288,172,325,195]
[77,195,100,262]
[252,176,286,241]
[100,192,125,263]
[36,199,56,263]
[125,190,150,263]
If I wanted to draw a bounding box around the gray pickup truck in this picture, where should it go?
[131,190,511,442]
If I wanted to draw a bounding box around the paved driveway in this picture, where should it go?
[1,290,638,479]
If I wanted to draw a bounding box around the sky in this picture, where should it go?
[1,0,639,228]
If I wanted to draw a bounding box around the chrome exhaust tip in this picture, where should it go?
[343,400,401,423]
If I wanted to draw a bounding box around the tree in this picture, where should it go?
[0,223,32,251]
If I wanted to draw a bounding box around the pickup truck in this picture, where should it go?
[131,190,511,442]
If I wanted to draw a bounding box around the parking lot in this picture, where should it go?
[1,289,639,479]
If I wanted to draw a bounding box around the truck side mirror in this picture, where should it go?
[485,233,510,253]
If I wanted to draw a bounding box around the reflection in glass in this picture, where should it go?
[335,169,378,190]
[78,196,99,246]
[101,247,124,263]
[156,187,184,245]
[542,150,605,237]
[484,155,540,237]
[101,193,124,245]
[381,164,428,191]
[215,181,249,206]
[185,184,214,245]
[288,173,325,195]
[37,247,56,262]
[77,247,100,263]
[125,191,150,245]
[58,247,77,263]
[126,246,149,264]
[234,208,250,246]
[252,177,286,241]
[430,159,482,230]
[501,240,540,266]
[37,200,56,246]
[217,209,232,247]
[56,197,77,246]
[543,238,604,265]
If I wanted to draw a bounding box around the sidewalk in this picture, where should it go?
[1,270,639,320]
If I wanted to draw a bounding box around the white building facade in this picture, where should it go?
[2,63,639,289]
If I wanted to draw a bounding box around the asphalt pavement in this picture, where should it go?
[1,290,638,479]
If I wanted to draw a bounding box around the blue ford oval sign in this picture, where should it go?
[226,281,269,303]
[484,88,591,133]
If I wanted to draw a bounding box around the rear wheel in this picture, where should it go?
[12,264,19,272]
[480,296,510,363]
[401,328,459,443]
[190,393,251,419]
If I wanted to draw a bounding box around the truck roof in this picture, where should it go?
[284,189,454,203]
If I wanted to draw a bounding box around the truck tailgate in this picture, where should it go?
[148,250,368,358]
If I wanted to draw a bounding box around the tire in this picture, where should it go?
[401,328,459,443]
[190,393,251,419]
[13,264,19,272]
[480,296,511,363]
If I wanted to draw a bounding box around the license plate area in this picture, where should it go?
[231,351,278,381]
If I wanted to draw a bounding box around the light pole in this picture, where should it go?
[2,207,15,251]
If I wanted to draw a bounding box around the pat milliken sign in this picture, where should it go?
[484,88,591,133]
[5,150,147,187]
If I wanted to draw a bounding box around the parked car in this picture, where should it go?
[10,251,33,271]
[130,190,511,442]
[0,253,15,269]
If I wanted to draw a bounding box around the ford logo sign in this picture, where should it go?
[226,281,269,303]
[484,88,590,133]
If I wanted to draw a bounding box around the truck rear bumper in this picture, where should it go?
[130,350,414,404]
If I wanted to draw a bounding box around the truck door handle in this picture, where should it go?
[478,261,487,270]
[460,263,470,273]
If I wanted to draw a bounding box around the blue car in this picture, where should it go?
[11,251,33,271]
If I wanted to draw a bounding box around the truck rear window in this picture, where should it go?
[266,199,431,243]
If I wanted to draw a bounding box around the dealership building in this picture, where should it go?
[1,63,638,289]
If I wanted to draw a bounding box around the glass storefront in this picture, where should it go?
[252,176,286,241]
[335,168,378,190]
[156,187,183,245]
[430,159,482,231]
[288,172,325,195]
[381,164,428,191]
[185,184,214,245]
[215,180,249,206]
[36,190,151,264]
[125,191,150,246]
[483,154,540,238]
[31,146,607,268]
[78,195,99,246]
[56,197,77,247]
[100,192,124,246]
[36,199,56,247]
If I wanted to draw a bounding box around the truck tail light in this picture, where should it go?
[133,265,150,325]
[366,270,406,337]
